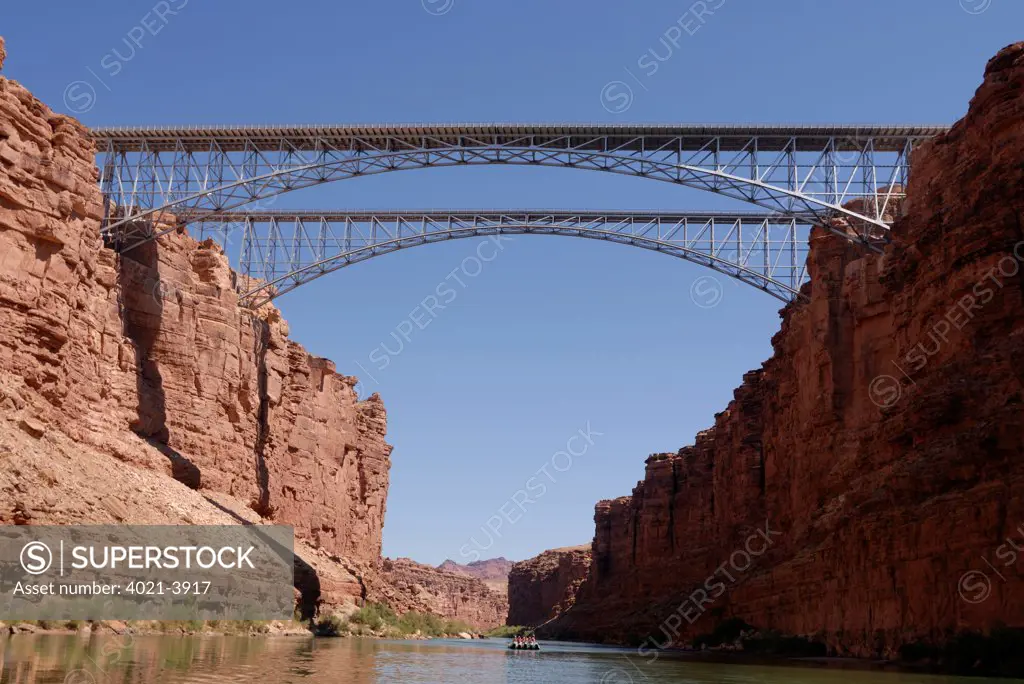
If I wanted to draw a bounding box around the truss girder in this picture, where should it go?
[93,126,941,251]
[194,210,813,308]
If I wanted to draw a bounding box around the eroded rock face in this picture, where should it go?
[0,41,390,595]
[374,558,508,630]
[0,40,507,629]
[0,51,137,459]
[543,43,1024,658]
[115,232,391,562]
[507,546,590,627]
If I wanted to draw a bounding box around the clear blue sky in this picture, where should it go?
[4,1,1020,565]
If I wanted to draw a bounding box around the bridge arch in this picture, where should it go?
[92,124,941,251]
[195,211,812,308]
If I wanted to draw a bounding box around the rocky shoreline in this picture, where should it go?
[2,619,492,641]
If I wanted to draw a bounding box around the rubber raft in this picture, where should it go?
[508,643,540,650]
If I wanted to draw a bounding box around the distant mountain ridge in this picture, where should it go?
[437,558,514,595]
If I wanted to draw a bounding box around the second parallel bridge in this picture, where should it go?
[188,209,815,307]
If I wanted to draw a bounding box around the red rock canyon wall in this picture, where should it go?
[0,43,509,626]
[373,558,508,630]
[543,43,1024,658]
[0,37,388,583]
[438,557,514,596]
[507,546,591,627]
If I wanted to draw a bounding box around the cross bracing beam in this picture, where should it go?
[191,210,815,309]
[92,124,946,251]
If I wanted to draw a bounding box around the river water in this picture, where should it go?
[0,635,1017,684]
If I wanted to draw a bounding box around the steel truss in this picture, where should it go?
[92,124,945,251]
[191,210,814,308]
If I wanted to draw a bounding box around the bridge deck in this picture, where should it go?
[89,123,949,152]
[203,209,817,223]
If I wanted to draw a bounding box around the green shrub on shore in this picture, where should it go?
[156,620,205,634]
[349,603,398,632]
[399,612,474,637]
[486,625,528,638]
[10,606,480,641]
[316,615,350,636]
[10,620,84,631]
[394,611,443,636]
[313,603,477,639]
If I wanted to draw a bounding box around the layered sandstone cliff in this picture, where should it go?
[372,558,508,630]
[116,233,391,563]
[507,546,590,627]
[0,39,388,607]
[0,44,510,628]
[438,557,513,596]
[542,43,1024,659]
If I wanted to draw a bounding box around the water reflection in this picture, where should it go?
[0,634,1018,684]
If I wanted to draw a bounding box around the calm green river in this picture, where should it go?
[0,635,1019,684]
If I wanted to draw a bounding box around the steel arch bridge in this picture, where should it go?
[91,124,946,251]
[191,210,813,308]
